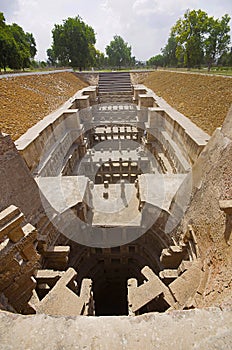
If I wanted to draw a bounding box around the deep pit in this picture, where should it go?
[0,71,231,348]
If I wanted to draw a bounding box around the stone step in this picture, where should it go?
[98,72,132,95]
[0,205,20,228]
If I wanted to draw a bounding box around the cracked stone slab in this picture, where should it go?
[0,308,231,350]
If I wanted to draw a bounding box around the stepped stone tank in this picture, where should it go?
[0,71,231,349]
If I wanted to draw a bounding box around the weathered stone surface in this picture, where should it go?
[35,268,93,316]
[0,308,231,350]
[128,266,176,314]
[35,269,65,285]
[221,106,232,139]
[43,246,70,270]
[0,212,24,240]
[179,108,232,306]
[159,269,178,279]
[0,205,20,228]
[0,206,40,312]
[177,260,194,275]
[169,261,202,307]
[219,200,232,215]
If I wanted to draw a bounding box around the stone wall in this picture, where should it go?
[0,205,40,313]
[0,132,43,223]
[74,72,99,85]
[0,307,231,349]
[177,107,232,307]
[0,132,62,248]
[133,85,210,166]
[15,86,97,173]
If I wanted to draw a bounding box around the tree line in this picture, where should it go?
[147,9,231,70]
[0,9,231,71]
[0,12,36,71]
[47,16,135,71]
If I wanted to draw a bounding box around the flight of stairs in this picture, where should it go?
[98,72,133,103]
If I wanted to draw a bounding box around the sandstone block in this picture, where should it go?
[169,262,202,307]
[7,227,24,243]
[21,243,40,262]
[0,212,24,240]
[0,205,20,228]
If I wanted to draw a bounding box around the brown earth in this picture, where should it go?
[0,72,87,140]
[134,71,232,135]
[1,71,231,141]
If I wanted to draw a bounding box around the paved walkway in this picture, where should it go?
[0,69,73,79]
[159,68,232,78]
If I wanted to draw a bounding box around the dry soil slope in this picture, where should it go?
[0,72,87,140]
[1,71,232,141]
[141,71,232,135]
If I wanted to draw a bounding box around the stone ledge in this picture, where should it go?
[219,200,232,215]
[0,308,231,350]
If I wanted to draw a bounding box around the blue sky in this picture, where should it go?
[1,0,232,61]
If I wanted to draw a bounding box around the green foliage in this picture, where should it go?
[162,33,179,67]
[46,48,57,66]
[218,47,232,66]
[49,16,96,70]
[94,50,107,69]
[204,14,231,70]
[170,9,231,70]
[0,12,37,71]
[106,35,134,68]
[147,54,164,67]
[40,61,47,68]
[172,9,208,68]
[26,32,37,58]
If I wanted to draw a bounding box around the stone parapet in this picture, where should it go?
[0,205,40,313]
[33,268,94,316]
[15,86,97,173]
[133,84,210,165]
[0,307,231,349]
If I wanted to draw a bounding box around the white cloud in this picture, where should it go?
[2,0,232,62]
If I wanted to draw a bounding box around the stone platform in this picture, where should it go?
[0,308,231,350]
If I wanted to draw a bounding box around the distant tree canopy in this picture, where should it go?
[159,9,231,70]
[161,33,178,67]
[106,35,135,68]
[146,54,164,67]
[0,12,37,71]
[47,16,96,70]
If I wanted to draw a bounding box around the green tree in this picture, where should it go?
[106,35,133,68]
[26,32,37,59]
[47,48,57,66]
[94,50,106,69]
[9,24,28,69]
[147,54,164,67]
[0,29,17,71]
[0,13,37,71]
[204,14,231,71]
[0,12,5,27]
[161,33,178,67]
[0,13,19,70]
[49,16,96,70]
[172,9,208,68]
[10,24,36,69]
[218,47,232,66]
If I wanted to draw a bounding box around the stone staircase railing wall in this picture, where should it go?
[15,86,98,174]
[0,205,94,316]
[133,85,210,166]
